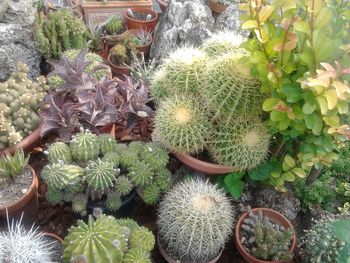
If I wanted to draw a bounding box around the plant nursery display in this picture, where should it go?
[157,179,234,263]
[0,63,49,153]
[63,214,154,263]
[41,131,171,216]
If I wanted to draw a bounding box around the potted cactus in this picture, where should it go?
[125,8,158,33]
[87,22,109,60]
[102,15,126,46]
[157,179,234,263]
[0,149,39,224]
[0,63,49,156]
[41,131,171,217]
[235,206,296,263]
[63,214,155,262]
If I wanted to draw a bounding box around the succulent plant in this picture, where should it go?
[139,183,160,205]
[102,151,121,168]
[115,175,133,196]
[63,215,154,263]
[0,63,48,149]
[239,206,293,261]
[149,67,170,104]
[0,148,28,181]
[70,131,100,162]
[85,158,117,191]
[98,133,117,154]
[209,116,270,170]
[46,185,64,205]
[128,160,154,187]
[139,142,169,171]
[105,190,122,212]
[119,148,139,169]
[72,193,88,217]
[109,34,139,66]
[154,94,211,154]
[154,168,172,192]
[46,141,72,164]
[87,22,105,52]
[157,179,234,262]
[202,51,262,125]
[105,15,124,35]
[34,9,88,59]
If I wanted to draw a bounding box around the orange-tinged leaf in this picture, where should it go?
[242,20,258,29]
[325,89,338,110]
[283,40,297,51]
[273,43,283,52]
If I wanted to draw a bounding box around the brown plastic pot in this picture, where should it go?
[207,0,227,14]
[107,54,131,80]
[43,232,63,243]
[0,166,39,224]
[125,8,158,33]
[0,124,42,156]
[235,208,297,263]
[156,0,168,12]
[174,153,236,175]
[158,235,223,263]
[126,29,152,56]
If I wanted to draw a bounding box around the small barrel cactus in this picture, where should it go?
[102,151,121,168]
[129,226,155,252]
[122,248,151,263]
[149,67,170,104]
[105,16,123,35]
[115,175,133,196]
[85,159,118,191]
[105,190,122,212]
[128,160,154,187]
[72,193,88,217]
[139,143,169,171]
[46,185,64,205]
[139,183,160,205]
[209,116,270,170]
[98,133,117,155]
[157,179,234,262]
[70,131,100,162]
[154,94,211,154]
[46,141,72,164]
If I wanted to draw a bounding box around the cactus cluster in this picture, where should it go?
[239,206,293,261]
[109,34,139,66]
[105,16,124,35]
[34,9,88,59]
[42,131,171,215]
[0,63,49,150]
[157,179,234,262]
[63,215,154,263]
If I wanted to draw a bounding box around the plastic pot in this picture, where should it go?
[0,124,42,156]
[156,0,168,12]
[174,153,236,175]
[125,29,152,56]
[107,54,131,80]
[157,234,224,263]
[0,166,39,224]
[125,8,158,33]
[207,0,227,14]
[235,208,296,263]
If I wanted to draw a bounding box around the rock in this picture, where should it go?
[214,4,248,36]
[0,0,37,26]
[256,187,301,220]
[0,0,9,20]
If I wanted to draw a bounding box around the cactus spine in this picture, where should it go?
[46,141,72,164]
[72,193,88,217]
[105,16,123,35]
[85,159,117,191]
[105,190,122,212]
[98,133,117,154]
[70,131,100,162]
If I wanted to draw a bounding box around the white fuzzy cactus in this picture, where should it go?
[157,179,234,262]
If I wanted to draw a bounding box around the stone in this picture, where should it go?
[0,0,37,26]
[0,0,9,20]
[214,4,248,36]
[255,187,301,220]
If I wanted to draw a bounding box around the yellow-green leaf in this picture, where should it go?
[323,116,340,127]
[281,172,295,182]
[242,20,258,29]
[294,21,310,34]
[316,96,328,114]
[259,5,274,23]
[284,155,296,169]
[254,28,269,43]
[338,101,349,114]
[263,98,280,111]
[325,89,338,110]
[271,171,281,178]
[291,167,307,178]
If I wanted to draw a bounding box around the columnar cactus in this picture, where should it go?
[70,131,100,162]
[85,159,118,191]
[157,179,234,262]
[209,117,270,170]
[46,141,72,164]
[0,63,48,149]
[154,94,211,154]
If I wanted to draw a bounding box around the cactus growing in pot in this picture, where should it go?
[104,15,124,35]
[157,179,234,263]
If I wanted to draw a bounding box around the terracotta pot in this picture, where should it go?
[158,235,223,263]
[0,124,42,156]
[207,0,227,14]
[235,208,297,263]
[174,153,236,175]
[125,8,158,33]
[95,41,109,61]
[43,232,63,243]
[156,0,168,12]
[107,54,131,80]
[125,29,152,56]
[0,166,39,224]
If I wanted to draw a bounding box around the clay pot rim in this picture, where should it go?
[157,234,224,263]
[173,152,237,176]
[207,0,227,14]
[0,165,38,215]
[125,7,158,23]
[43,232,64,243]
[235,207,297,263]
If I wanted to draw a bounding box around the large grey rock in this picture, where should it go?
[214,4,248,36]
[0,0,9,20]
[0,0,37,26]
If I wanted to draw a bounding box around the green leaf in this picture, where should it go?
[338,101,349,114]
[302,102,316,114]
[263,98,280,111]
[248,161,275,181]
[278,118,290,130]
[242,20,258,29]
[316,96,328,114]
[331,220,350,243]
[271,110,286,121]
[281,172,295,182]
[294,20,310,34]
[300,52,313,65]
[291,167,307,178]
[259,5,275,22]
[271,171,281,178]
[250,51,266,63]
[281,83,302,103]
[304,114,315,129]
[284,155,296,168]
[312,114,323,135]
[224,174,244,200]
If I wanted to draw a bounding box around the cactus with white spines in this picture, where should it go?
[115,175,133,196]
[85,159,117,191]
[122,248,151,263]
[105,190,122,212]
[139,184,161,205]
[157,179,234,262]
[70,131,100,162]
[98,133,117,155]
[72,193,88,217]
[46,141,72,164]
[128,160,154,187]
[129,226,155,252]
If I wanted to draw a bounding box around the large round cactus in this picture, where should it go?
[209,117,270,170]
[202,51,262,125]
[157,179,234,262]
[153,94,211,154]
[85,159,117,191]
[70,131,100,162]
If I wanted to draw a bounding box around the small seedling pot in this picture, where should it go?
[125,8,158,33]
[174,152,236,175]
[157,234,224,263]
[0,123,42,156]
[207,0,227,14]
[0,166,39,224]
[107,54,131,80]
[235,208,297,263]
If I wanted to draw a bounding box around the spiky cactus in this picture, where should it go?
[153,94,211,154]
[105,190,122,212]
[202,31,246,57]
[72,193,88,217]
[201,51,262,125]
[149,67,170,104]
[102,151,121,168]
[85,159,117,191]
[119,148,139,169]
[46,185,64,205]
[70,131,100,162]
[122,248,151,263]
[0,63,48,149]
[209,117,270,170]
[139,143,169,171]
[129,226,155,251]
[139,184,160,205]
[154,169,172,192]
[105,16,123,35]
[98,133,117,155]
[157,179,234,262]
[46,141,72,164]
[115,175,133,196]
[128,160,154,187]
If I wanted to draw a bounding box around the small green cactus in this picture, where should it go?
[118,148,139,169]
[128,160,154,187]
[105,16,124,35]
[115,175,133,196]
[85,159,117,191]
[209,116,270,170]
[105,190,122,212]
[139,184,160,205]
[153,94,211,154]
[72,193,88,217]
[154,169,172,192]
[46,141,72,164]
[0,148,28,180]
[46,185,64,205]
[98,133,117,155]
[129,226,155,252]
[102,151,121,168]
[70,131,100,162]
[122,248,151,263]
[139,143,169,171]
[149,67,171,104]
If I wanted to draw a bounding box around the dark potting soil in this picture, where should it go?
[131,12,154,21]
[0,167,32,207]
[43,235,63,263]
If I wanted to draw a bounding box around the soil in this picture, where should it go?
[130,12,154,21]
[43,235,63,262]
[0,167,32,207]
